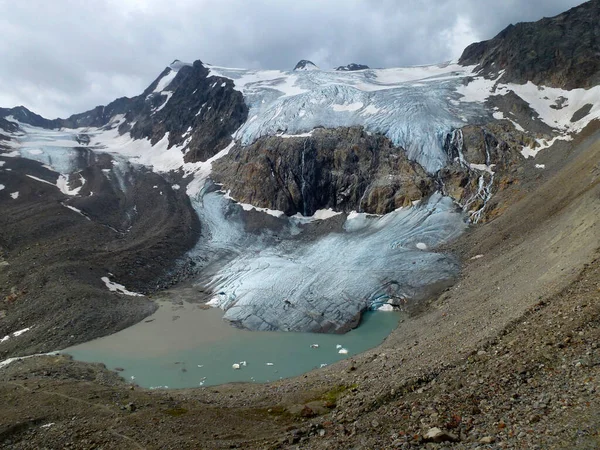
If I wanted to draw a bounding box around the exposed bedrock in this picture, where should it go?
[459,0,600,89]
[439,121,526,222]
[211,126,434,216]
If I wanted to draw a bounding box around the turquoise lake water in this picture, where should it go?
[65,302,402,389]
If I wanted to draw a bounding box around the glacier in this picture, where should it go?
[189,188,466,333]
[208,62,491,173]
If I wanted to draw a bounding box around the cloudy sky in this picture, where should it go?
[0,0,585,118]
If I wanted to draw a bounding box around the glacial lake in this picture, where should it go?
[65,301,402,389]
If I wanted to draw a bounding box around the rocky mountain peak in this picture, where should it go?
[459,0,600,89]
[293,59,319,71]
[335,63,370,71]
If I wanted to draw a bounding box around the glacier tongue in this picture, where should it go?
[209,63,489,172]
[192,191,466,333]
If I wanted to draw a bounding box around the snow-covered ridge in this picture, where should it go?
[203,60,600,173]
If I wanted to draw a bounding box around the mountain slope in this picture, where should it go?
[460,0,600,89]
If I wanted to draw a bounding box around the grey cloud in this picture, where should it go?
[0,0,586,118]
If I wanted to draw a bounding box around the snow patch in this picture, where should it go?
[101,277,144,297]
[10,192,19,199]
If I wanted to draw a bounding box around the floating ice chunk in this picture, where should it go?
[265,362,274,366]
[232,363,241,370]
[336,344,342,349]
[101,276,144,297]
[377,304,395,312]
[416,242,428,250]
[338,348,349,354]
[310,344,319,348]
[130,375,135,380]
[197,364,204,368]
[240,361,247,367]
[319,363,328,368]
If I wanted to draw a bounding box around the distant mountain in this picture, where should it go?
[335,63,370,71]
[460,0,600,89]
[293,59,319,71]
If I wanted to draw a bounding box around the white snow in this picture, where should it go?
[101,276,144,297]
[25,175,55,187]
[0,351,60,370]
[13,327,30,337]
[521,135,572,159]
[0,184,4,191]
[535,164,546,169]
[236,201,286,218]
[278,131,314,139]
[0,161,5,167]
[10,192,18,199]
[416,242,428,250]
[469,163,496,174]
[154,91,174,112]
[56,174,84,196]
[1,327,32,345]
[152,69,177,94]
[63,204,91,220]
[332,102,363,112]
[291,208,343,222]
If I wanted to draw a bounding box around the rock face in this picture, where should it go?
[439,121,525,222]
[123,61,248,163]
[459,0,600,89]
[335,63,370,71]
[212,127,433,216]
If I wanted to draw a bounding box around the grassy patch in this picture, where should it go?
[321,384,357,407]
[164,407,188,417]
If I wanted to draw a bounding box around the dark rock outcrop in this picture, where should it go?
[123,61,248,163]
[293,60,319,71]
[212,126,433,216]
[459,0,600,89]
[335,63,370,71]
